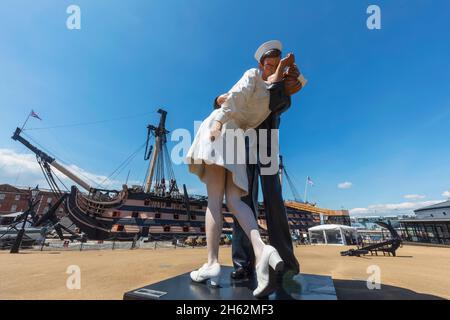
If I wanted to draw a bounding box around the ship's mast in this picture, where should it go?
[144,109,168,193]
[11,128,92,192]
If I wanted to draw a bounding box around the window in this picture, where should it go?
[155,213,161,219]
[47,197,53,204]
[132,211,139,218]
[200,226,205,233]
[112,211,120,218]
[174,214,179,220]
[183,226,189,232]
[11,205,17,212]
[166,201,171,208]
[117,225,124,232]
[191,214,196,220]
[0,193,5,200]
[163,226,171,232]
[15,195,20,201]
[144,199,150,206]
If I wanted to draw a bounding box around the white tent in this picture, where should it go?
[308,224,358,245]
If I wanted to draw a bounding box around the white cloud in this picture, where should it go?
[404,194,426,200]
[350,200,444,217]
[338,181,352,189]
[349,207,370,215]
[0,148,120,190]
[442,190,450,198]
[0,148,44,186]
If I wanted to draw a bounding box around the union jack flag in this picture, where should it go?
[307,176,314,186]
[30,110,42,120]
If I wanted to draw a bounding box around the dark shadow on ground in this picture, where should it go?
[333,279,445,300]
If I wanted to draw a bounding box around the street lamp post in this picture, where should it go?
[10,186,40,254]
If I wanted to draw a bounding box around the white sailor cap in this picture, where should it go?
[254,40,283,62]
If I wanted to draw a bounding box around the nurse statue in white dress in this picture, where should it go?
[186,40,303,297]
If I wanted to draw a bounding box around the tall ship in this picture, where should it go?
[10,109,348,241]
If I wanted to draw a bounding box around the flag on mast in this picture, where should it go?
[304,176,314,204]
[20,109,42,131]
[30,110,42,120]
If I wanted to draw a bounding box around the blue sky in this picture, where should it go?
[1,0,449,216]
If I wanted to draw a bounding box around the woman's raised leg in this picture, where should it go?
[224,170,265,263]
[224,170,284,297]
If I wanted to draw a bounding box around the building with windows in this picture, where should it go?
[0,184,66,218]
[400,200,450,245]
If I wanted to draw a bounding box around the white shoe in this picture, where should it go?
[253,245,284,298]
[190,262,221,287]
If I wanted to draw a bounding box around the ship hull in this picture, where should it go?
[66,186,233,241]
[65,186,317,241]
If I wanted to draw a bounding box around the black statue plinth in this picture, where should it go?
[123,266,337,300]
